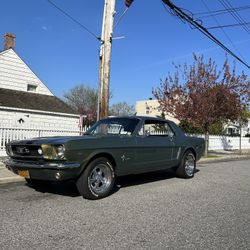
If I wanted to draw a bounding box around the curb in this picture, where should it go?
[198,155,250,164]
[0,176,24,185]
[0,164,25,185]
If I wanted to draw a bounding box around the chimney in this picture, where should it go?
[4,33,16,50]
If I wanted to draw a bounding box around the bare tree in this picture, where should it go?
[109,102,135,116]
[153,54,250,156]
[64,84,98,123]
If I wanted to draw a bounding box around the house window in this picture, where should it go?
[27,84,37,92]
[146,107,150,114]
[145,103,151,114]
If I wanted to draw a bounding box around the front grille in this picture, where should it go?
[11,145,42,159]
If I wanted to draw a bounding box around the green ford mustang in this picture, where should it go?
[4,116,205,200]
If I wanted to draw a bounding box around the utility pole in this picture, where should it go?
[98,0,116,120]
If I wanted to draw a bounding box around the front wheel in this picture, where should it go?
[76,157,115,200]
[176,150,196,178]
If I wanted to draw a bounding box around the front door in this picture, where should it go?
[135,119,175,172]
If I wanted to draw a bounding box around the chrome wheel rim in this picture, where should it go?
[184,154,195,177]
[88,164,112,195]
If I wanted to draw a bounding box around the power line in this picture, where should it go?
[194,5,250,19]
[224,0,250,34]
[47,0,100,41]
[218,0,250,36]
[207,22,250,30]
[114,7,129,29]
[201,0,246,63]
[223,0,250,35]
[161,0,250,69]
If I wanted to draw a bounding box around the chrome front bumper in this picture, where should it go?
[4,158,81,170]
[4,158,82,181]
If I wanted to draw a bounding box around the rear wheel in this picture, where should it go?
[176,150,196,178]
[76,157,115,200]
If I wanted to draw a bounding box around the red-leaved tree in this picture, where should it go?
[153,54,250,156]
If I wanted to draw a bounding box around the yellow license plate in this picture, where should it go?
[18,170,30,178]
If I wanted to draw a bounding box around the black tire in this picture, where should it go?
[176,150,196,178]
[76,157,115,200]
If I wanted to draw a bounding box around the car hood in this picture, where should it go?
[8,135,92,146]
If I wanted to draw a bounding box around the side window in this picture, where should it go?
[138,120,174,137]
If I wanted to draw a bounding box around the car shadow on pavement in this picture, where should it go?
[25,168,200,198]
[113,168,200,193]
[115,169,176,190]
[25,180,81,198]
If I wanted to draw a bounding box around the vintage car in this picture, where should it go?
[4,116,204,199]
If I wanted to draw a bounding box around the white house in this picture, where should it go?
[0,33,79,130]
[225,120,250,136]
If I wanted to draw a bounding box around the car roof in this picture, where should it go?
[104,116,171,123]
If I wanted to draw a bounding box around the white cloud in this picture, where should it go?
[42,25,52,32]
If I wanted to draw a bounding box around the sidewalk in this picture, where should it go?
[0,151,250,185]
[0,162,24,184]
[199,150,250,164]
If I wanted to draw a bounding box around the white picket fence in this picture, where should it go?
[0,126,90,156]
[187,134,250,151]
[1,127,250,156]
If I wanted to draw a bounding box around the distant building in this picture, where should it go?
[0,33,79,130]
[136,99,250,136]
[224,120,250,136]
[135,99,179,124]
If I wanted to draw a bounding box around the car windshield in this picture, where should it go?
[86,118,140,136]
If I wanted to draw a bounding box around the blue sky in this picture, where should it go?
[1,0,250,106]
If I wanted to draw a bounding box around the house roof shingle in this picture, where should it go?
[0,88,78,115]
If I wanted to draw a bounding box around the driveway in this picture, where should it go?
[0,160,249,249]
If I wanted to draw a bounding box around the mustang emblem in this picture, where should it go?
[16,146,30,154]
[121,155,130,162]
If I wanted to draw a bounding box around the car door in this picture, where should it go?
[135,119,175,173]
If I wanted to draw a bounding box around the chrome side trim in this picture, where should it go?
[176,147,181,160]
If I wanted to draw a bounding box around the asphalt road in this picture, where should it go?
[0,160,249,250]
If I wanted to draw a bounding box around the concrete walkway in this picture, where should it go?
[199,150,250,163]
[0,163,24,184]
[1,150,250,185]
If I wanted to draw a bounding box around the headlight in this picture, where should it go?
[6,144,13,156]
[41,144,65,160]
[56,145,65,159]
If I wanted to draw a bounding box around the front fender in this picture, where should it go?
[78,149,118,174]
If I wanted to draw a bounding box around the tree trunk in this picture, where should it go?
[204,131,209,157]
